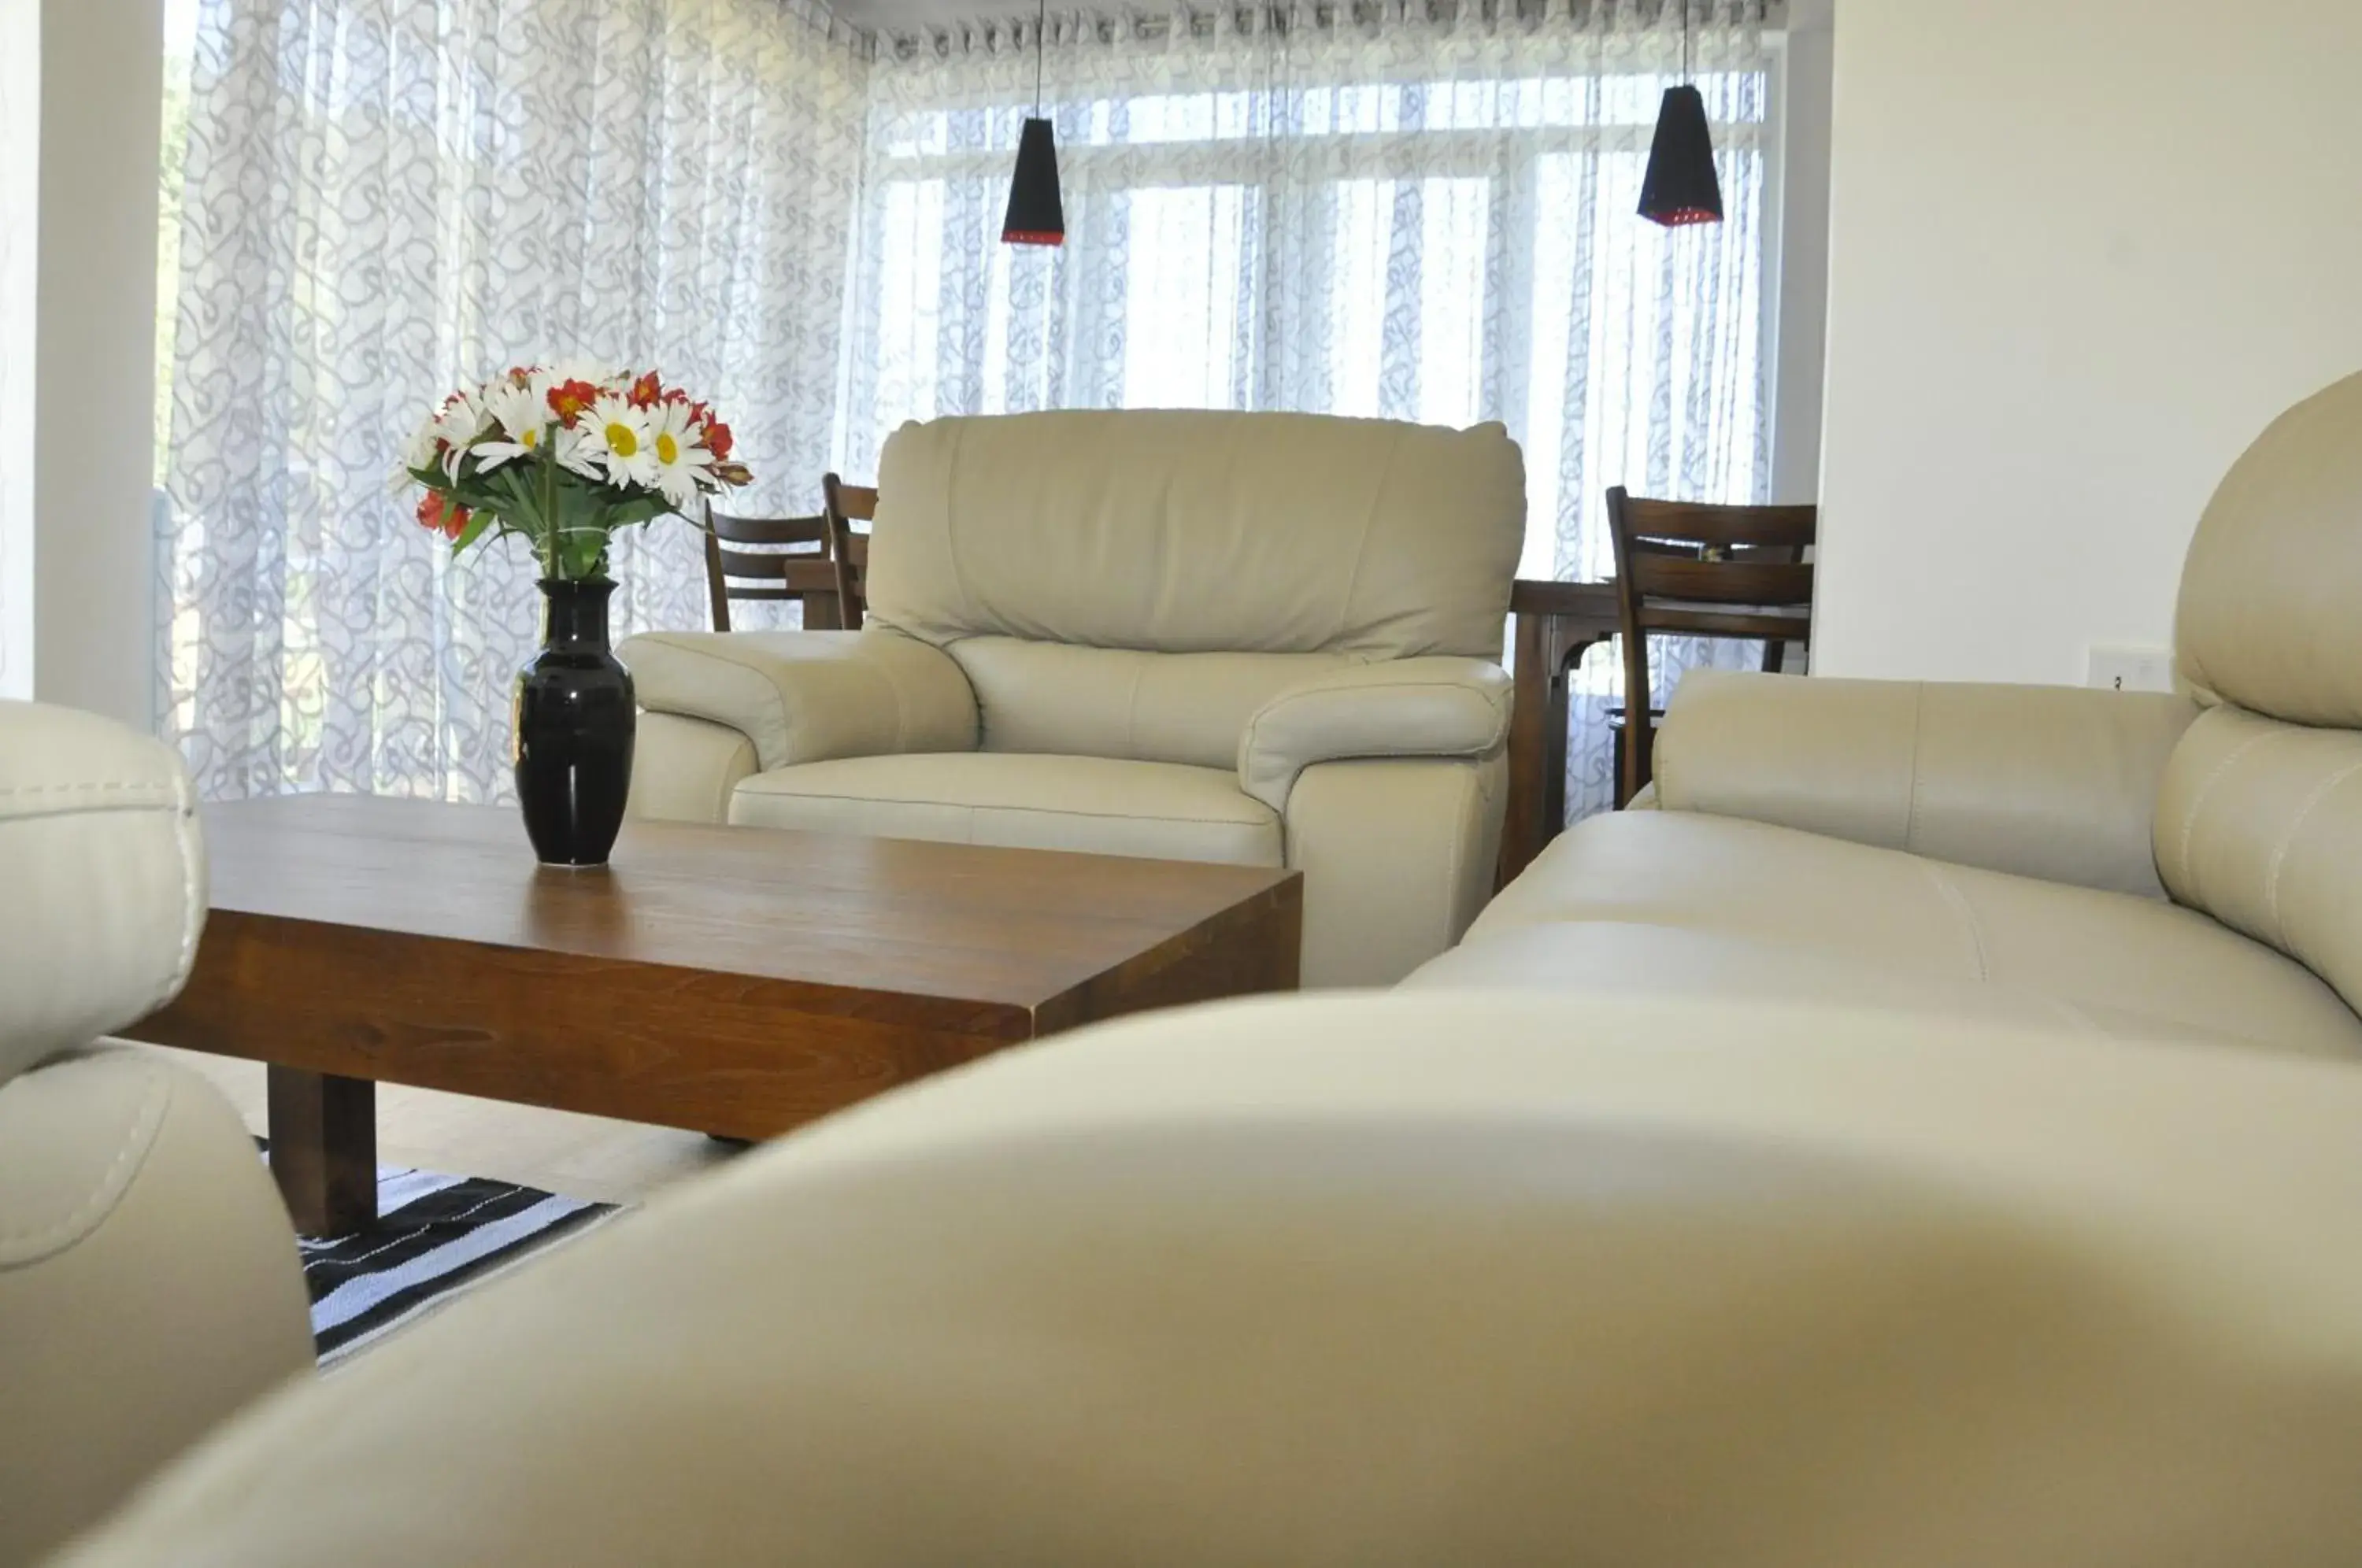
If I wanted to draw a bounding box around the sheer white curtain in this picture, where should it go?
[162,0,868,801]
[846,0,1774,819]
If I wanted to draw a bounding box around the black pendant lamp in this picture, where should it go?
[1001,0,1064,246]
[1639,2,1723,227]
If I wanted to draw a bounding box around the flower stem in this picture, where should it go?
[539,434,560,579]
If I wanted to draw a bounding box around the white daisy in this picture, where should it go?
[391,414,444,493]
[472,382,552,472]
[549,420,605,483]
[399,415,441,471]
[646,399,714,508]
[585,395,657,489]
[432,389,488,482]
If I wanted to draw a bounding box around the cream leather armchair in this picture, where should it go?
[0,702,312,1567]
[620,409,1525,988]
[1418,368,2362,1061]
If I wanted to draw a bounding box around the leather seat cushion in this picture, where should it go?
[1422,811,2362,1059]
[728,753,1283,867]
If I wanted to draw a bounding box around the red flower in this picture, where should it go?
[546,379,599,426]
[703,420,734,461]
[687,400,710,427]
[628,371,662,409]
[416,492,469,540]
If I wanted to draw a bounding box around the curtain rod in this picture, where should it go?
[868,0,1777,57]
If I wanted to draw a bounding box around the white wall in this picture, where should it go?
[1814,0,2362,684]
[0,0,37,699]
[0,0,163,719]
[1768,6,1831,506]
[25,0,165,726]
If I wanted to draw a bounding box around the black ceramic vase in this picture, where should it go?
[513,577,635,867]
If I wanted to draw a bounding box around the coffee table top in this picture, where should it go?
[202,795,1298,1018]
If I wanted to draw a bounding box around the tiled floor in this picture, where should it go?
[139,1046,741,1207]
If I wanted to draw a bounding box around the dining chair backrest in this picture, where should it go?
[820,473,876,631]
[1605,485,1818,806]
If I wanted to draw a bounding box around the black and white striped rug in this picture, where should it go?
[260,1143,620,1366]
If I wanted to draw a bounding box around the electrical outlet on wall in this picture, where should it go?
[2086,645,2175,693]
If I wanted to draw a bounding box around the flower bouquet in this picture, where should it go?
[395,363,751,867]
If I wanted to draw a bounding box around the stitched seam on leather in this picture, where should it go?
[1327,436,1405,651]
[2171,724,2276,899]
[0,1062,172,1265]
[0,782,186,828]
[1903,683,1927,852]
[1283,742,1498,767]
[0,781,186,801]
[633,638,793,767]
[0,790,197,1021]
[0,797,190,828]
[748,790,1268,828]
[942,423,981,632]
[2262,758,2362,948]
[161,764,203,1008]
[1246,680,1509,812]
[1253,679,1511,742]
[1438,766,1478,949]
[933,636,984,750]
[1121,653,1150,761]
[1257,690,1512,812]
[712,730,759,819]
[1921,863,1990,982]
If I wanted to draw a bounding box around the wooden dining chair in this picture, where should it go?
[820,473,875,631]
[1605,486,1818,808]
[704,484,868,633]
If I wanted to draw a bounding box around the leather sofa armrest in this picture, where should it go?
[0,702,205,1083]
[620,628,979,773]
[1239,658,1511,814]
[1653,670,2199,898]
[0,1046,316,1565]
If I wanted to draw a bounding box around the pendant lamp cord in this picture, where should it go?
[1682,0,1691,82]
[1034,0,1046,114]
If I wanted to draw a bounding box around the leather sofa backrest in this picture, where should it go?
[864,409,1527,662]
[2176,368,2362,727]
[0,701,208,1082]
[950,638,1360,769]
[2157,368,2362,1018]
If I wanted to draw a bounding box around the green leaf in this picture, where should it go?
[448,505,497,555]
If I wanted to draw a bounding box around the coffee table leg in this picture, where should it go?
[268,1067,376,1237]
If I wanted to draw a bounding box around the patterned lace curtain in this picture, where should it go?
[846,0,1774,820]
[162,0,869,801]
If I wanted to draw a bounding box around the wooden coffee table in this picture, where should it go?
[125,796,1301,1236]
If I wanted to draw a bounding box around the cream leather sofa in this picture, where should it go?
[1418,368,2362,1061]
[52,991,2362,1565]
[620,409,1524,988]
[0,701,312,1566]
